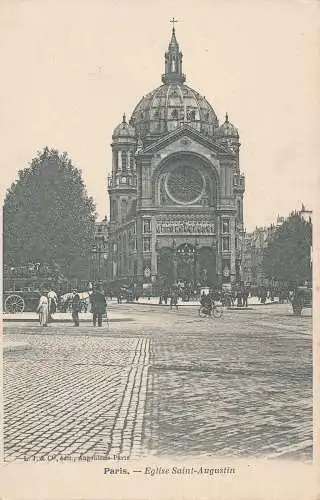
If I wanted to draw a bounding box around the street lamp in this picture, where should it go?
[92,234,107,282]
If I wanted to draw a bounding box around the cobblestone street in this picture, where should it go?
[3,303,312,462]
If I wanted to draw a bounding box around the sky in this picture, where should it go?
[0,0,319,231]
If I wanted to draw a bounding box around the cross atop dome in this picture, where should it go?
[170,17,178,29]
[162,20,186,84]
[169,18,178,39]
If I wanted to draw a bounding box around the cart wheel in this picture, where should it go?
[198,306,206,318]
[5,294,25,313]
[213,306,223,318]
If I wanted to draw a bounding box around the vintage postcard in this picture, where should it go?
[0,0,319,499]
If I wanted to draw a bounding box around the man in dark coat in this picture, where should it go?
[71,289,81,327]
[242,287,249,308]
[90,286,107,327]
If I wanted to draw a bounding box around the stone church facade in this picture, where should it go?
[107,26,245,289]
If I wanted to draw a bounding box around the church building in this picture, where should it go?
[107,25,245,289]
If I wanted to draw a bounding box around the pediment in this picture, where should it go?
[139,124,234,157]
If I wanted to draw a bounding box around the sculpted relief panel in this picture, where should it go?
[156,215,215,234]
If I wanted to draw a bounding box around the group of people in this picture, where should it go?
[36,289,58,326]
[36,285,107,328]
[71,285,107,327]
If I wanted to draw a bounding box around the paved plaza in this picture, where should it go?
[3,302,312,463]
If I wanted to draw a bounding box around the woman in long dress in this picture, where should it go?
[37,292,49,327]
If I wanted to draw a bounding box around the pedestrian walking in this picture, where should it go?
[236,289,243,307]
[47,289,58,321]
[37,291,49,327]
[71,289,81,327]
[90,286,107,327]
[169,287,178,311]
[242,287,249,308]
[260,287,267,304]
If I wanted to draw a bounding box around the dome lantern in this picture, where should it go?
[162,20,186,85]
[112,112,136,141]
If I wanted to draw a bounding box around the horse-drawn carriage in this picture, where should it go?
[59,292,90,312]
[289,286,312,316]
[3,289,41,313]
[3,262,64,314]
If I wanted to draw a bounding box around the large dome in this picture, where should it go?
[130,83,219,139]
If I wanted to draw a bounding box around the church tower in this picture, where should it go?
[108,114,137,226]
[107,24,246,290]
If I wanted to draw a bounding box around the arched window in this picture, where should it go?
[237,200,242,220]
[121,151,127,171]
[121,199,127,222]
[111,200,117,220]
[171,109,178,119]
[129,151,134,170]
[123,233,127,253]
[222,236,230,252]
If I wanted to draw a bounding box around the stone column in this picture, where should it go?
[195,249,200,282]
[118,150,122,172]
[112,150,117,173]
[132,154,136,173]
[141,158,152,207]
[172,254,178,283]
[230,217,236,283]
[225,165,232,196]
[216,216,222,284]
[151,217,157,280]
[136,218,144,283]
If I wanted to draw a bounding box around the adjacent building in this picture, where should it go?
[241,206,312,286]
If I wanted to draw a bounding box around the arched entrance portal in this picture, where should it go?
[199,247,217,287]
[157,247,174,288]
[157,244,217,287]
[176,243,196,282]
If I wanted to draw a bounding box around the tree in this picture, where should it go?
[3,147,97,279]
[262,212,312,285]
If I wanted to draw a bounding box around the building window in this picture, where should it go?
[121,199,127,222]
[129,151,134,170]
[111,200,117,220]
[121,151,127,171]
[143,219,151,233]
[222,219,230,234]
[222,236,230,252]
[128,231,136,250]
[114,151,118,170]
[188,109,196,121]
[237,200,241,220]
[143,237,151,252]
[171,109,178,119]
